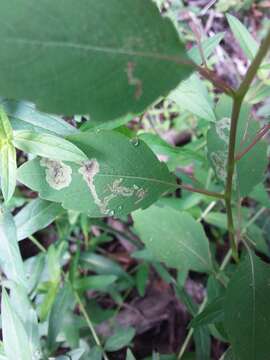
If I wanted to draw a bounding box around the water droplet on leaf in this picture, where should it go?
[130,137,139,146]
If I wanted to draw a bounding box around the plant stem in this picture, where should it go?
[74,291,110,360]
[197,66,236,97]
[235,123,270,161]
[179,183,225,199]
[225,98,242,262]
[177,249,232,359]
[224,27,270,262]
[29,235,46,253]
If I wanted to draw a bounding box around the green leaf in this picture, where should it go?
[74,275,117,292]
[17,131,175,217]
[39,281,59,322]
[48,283,73,351]
[0,143,16,203]
[0,108,13,141]
[133,205,213,273]
[126,349,136,360]
[222,348,235,360]
[169,74,215,122]
[226,14,258,60]
[136,263,149,297]
[0,0,192,121]
[190,296,224,328]
[87,347,102,360]
[0,99,77,136]
[9,282,41,358]
[224,251,270,360]
[188,33,225,65]
[250,183,270,208]
[1,289,32,360]
[80,252,129,279]
[105,327,136,352]
[81,113,134,132]
[207,96,268,196]
[0,206,26,286]
[194,327,211,360]
[15,198,64,241]
[13,130,87,163]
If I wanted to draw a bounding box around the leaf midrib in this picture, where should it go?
[3,37,191,66]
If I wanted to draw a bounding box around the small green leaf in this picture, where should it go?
[126,349,136,360]
[13,130,87,163]
[224,251,270,360]
[0,206,26,286]
[0,108,13,141]
[48,283,73,351]
[169,74,215,122]
[0,143,17,203]
[188,33,225,65]
[227,14,258,60]
[15,198,64,241]
[0,0,192,121]
[1,289,32,360]
[74,275,117,292]
[105,327,136,352]
[17,131,175,217]
[80,252,129,279]
[133,205,213,273]
[136,263,149,297]
[190,296,224,328]
[0,99,77,136]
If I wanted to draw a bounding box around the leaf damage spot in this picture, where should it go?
[216,117,231,144]
[210,151,227,182]
[79,159,103,211]
[79,159,148,215]
[40,158,72,190]
[125,61,143,100]
[210,150,236,185]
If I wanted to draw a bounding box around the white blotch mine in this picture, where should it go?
[216,117,231,144]
[40,158,72,190]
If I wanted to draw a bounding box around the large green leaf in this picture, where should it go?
[0,206,26,286]
[1,289,32,360]
[0,0,192,121]
[17,131,175,217]
[224,252,270,360]
[133,205,213,273]
[207,96,268,196]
